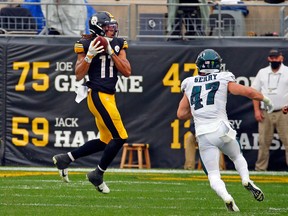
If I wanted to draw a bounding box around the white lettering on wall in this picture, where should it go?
[55,118,79,127]
[239,133,284,150]
[54,130,98,147]
[54,75,143,93]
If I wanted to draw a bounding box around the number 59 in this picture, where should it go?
[12,117,49,147]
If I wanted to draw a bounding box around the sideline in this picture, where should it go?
[0,167,287,183]
[0,166,287,175]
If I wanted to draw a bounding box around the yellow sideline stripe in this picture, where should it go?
[0,171,287,183]
[145,175,288,183]
[135,173,288,183]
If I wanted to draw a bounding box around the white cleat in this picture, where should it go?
[58,168,69,183]
[97,182,110,194]
[52,154,71,183]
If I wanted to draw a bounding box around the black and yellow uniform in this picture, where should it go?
[74,36,128,144]
[53,12,130,192]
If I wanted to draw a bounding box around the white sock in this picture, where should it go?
[67,152,75,162]
[98,165,106,172]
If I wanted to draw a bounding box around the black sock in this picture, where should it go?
[98,138,126,170]
[70,139,106,160]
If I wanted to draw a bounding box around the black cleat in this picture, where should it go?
[52,154,71,183]
[87,170,110,194]
[243,181,264,202]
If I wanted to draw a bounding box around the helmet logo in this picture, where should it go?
[91,16,98,26]
[211,61,215,67]
[196,49,222,74]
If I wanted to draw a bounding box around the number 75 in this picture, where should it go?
[13,62,50,91]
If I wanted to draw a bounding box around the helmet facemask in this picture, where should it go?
[198,61,221,74]
[103,23,119,39]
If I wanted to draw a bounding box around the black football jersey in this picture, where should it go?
[74,36,128,94]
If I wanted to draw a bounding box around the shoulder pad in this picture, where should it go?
[181,77,190,93]
[219,71,235,82]
[74,41,84,54]
[123,39,128,49]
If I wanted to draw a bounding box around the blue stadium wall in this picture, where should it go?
[0,37,287,171]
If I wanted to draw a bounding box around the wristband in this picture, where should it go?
[84,56,92,64]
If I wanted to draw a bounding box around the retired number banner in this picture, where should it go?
[0,38,287,171]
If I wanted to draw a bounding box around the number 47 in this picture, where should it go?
[162,63,198,93]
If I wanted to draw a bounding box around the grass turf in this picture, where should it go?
[0,168,287,216]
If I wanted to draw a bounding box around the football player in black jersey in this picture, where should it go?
[52,11,131,194]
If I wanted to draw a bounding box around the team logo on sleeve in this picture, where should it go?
[115,45,120,53]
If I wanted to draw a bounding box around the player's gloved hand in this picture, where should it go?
[85,38,104,63]
[105,37,114,56]
[263,95,274,113]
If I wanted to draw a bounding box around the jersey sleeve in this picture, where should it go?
[221,72,236,82]
[117,38,128,50]
[181,78,189,93]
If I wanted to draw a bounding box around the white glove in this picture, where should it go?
[263,95,274,113]
[85,38,104,63]
[105,37,114,56]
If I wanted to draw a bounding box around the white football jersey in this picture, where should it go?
[181,72,236,137]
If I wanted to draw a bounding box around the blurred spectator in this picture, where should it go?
[0,4,36,33]
[209,0,248,36]
[212,0,249,17]
[0,0,20,9]
[184,120,197,170]
[261,32,279,37]
[167,0,210,39]
[265,0,284,3]
[40,0,87,35]
[252,48,288,171]
[84,0,96,34]
[21,0,45,34]
[247,31,257,37]
[167,0,178,34]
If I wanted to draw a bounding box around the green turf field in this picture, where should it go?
[0,168,287,216]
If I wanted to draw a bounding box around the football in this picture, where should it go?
[95,36,108,50]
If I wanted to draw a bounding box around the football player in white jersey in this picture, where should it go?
[177,49,274,212]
